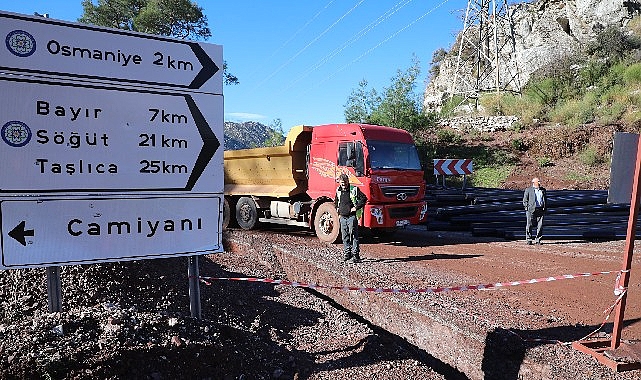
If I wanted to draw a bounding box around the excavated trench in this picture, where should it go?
[224,226,641,380]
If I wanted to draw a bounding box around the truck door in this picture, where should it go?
[307,142,337,198]
[307,140,365,199]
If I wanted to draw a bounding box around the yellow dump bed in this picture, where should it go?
[224,125,313,198]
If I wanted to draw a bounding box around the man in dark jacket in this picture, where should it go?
[334,173,368,262]
[522,177,547,245]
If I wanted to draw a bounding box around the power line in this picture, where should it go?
[246,0,335,79]
[279,0,416,94]
[303,0,453,96]
[251,0,366,92]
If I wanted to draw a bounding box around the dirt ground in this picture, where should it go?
[411,124,641,342]
[0,229,453,380]
[358,228,641,342]
[2,223,640,379]
[220,225,641,379]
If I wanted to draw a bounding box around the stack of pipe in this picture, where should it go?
[425,187,636,241]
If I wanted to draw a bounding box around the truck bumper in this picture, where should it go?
[362,201,428,228]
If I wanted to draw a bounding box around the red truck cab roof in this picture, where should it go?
[310,123,415,144]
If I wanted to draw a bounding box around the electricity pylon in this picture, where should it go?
[449,0,522,106]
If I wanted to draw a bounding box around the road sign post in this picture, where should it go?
[0,11,222,94]
[0,10,224,317]
[0,76,222,194]
[46,266,62,312]
[1,196,222,269]
[188,256,201,319]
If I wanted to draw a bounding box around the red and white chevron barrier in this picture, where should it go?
[433,159,473,176]
[199,270,620,294]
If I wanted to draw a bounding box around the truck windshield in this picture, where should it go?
[368,140,422,170]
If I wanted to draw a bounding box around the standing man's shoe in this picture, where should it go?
[527,240,533,245]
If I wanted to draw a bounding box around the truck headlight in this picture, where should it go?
[419,202,428,220]
[370,207,384,225]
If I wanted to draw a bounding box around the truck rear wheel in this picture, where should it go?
[236,197,260,230]
[314,202,340,243]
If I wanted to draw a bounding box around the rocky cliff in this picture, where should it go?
[424,0,641,110]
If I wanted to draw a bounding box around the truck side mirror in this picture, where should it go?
[346,143,355,160]
[354,141,364,176]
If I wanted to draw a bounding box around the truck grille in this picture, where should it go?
[381,186,420,198]
[389,206,418,218]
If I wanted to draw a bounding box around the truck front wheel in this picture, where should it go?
[236,197,260,230]
[314,202,340,243]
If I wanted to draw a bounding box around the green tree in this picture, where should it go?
[264,118,285,147]
[587,24,640,63]
[79,0,210,39]
[343,79,379,123]
[370,55,430,132]
[428,48,447,80]
[79,0,239,85]
[344,55,436,132]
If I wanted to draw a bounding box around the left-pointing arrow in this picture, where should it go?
[9,220,34,246]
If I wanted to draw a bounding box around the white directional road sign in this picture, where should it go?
[0,11,222,94]
[0,196,222,269]
[0,75,223,193]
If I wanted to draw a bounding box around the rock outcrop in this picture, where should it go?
[424,0,641,111]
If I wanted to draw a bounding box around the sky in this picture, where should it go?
[0,0,464,134]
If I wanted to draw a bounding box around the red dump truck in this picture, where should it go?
[223,123,427,242]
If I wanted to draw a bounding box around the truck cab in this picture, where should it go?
[307,124,427,241]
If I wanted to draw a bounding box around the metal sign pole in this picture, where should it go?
[46,266,62,312]
[188,256,201,319]
[610,135,641,347]
[572,134,641,371]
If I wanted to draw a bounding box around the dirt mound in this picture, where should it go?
[424,122,637,190]
[506,124,628,190]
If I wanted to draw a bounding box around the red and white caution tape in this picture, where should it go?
[200,270,631,346]
[199,270,620,294]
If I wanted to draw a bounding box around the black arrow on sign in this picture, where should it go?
[184,94,220,190]
[0,12,221,91]
[189,42,220,89]
[9,220,34,246]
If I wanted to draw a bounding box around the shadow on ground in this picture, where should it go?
[482,318,641,380]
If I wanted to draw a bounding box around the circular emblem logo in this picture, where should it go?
[2,121,32,147]
[5,30,36,57]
